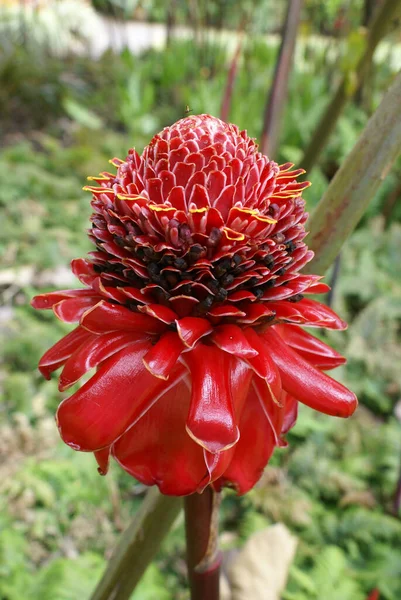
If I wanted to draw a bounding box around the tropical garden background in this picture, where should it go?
[1,0,401,598]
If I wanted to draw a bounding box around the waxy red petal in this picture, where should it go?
[169,295,199,317]
[237,303,275,324]
[38,326,94,379]
[243,328,282,404]
[281,392,298,435]
[262,327,357,417]
[284,274,323,296]
[176,317,213,347]
[252,377,285,444]
[138,303,177,324]
[207,305,246,318]
[275,323,346,369]
[96,284,127,304]
[201,358,254,489]
[202,450,234,490]
[59,331,138,391]
[112,377,208,496]
[80,300,166,334]
[94,447,111,476]
[114,357,252,495]
[53,297,99,323]
[183,344,240,453]
[261,285,297,301]
[213,380,277,494]
[71,258,97,286]
[211,324,258,358]
[304,282,330,295]
[143,331,186,379]
[57,341,185,451]
[296,298,348,329]
[31,289,97,310]
[269,298,347,329]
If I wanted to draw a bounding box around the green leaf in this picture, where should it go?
[132,564,172,600]
[31,553,105,600]
[287,564,316,594]
[311,546,364,600]
[63,97,103,130]
[340,30,367,78]
[0,521,33,599]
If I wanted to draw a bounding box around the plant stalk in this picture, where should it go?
[305,69,401,276]
[300,0,401,173]
[260,0,303,158]
[184,487,222,600]
[166,0,177,47]
[90,487,181,600]
[220,30,245,122]
[326,253,341,307]
[383,177,401,228]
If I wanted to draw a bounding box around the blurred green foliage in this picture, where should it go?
[90,0,366,35]
[1,6,401,599]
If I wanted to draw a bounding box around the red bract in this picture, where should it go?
[32,114,357,496]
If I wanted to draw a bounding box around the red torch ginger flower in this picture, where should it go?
[32,114,357,495]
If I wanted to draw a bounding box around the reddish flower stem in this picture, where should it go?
[220,33,244,123]
[184,487,222,600]
[260,0,303,158]
[220,13,248,123]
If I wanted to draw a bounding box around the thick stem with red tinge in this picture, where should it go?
[220,33,244,123]
[184,487,221,600]
[304,70,401,276]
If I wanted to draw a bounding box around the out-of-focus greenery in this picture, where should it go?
[1,4,401,599]
[90,0,366,35]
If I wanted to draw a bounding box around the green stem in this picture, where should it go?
[90,488,182,600]
[184,487,222,600]
[305,69,401,276]
[300,0,401,173]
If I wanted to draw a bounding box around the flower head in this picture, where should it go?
[32,114,357,495]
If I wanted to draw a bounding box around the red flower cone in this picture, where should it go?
[32,114,357,496]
